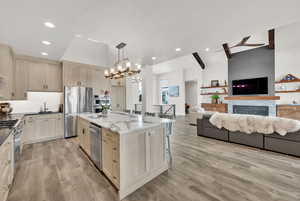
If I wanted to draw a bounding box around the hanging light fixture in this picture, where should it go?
[104,42,141,79]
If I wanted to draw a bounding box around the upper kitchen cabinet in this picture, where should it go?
[14,59,29,100]
[0,44,14,100]
[92,69,111,94]
[63,60,111,94]
[24,56,62,92]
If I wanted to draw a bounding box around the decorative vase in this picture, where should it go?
[212,99,218,104]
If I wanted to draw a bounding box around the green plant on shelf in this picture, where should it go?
[211,94,220,104]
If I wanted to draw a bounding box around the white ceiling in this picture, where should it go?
[1,0,300,66]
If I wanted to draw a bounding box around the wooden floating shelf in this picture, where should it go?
[201,85,228,89]
[276,90,300,93]
[200,92,228,95]
[224,96,280,100]
[275,79,300,84]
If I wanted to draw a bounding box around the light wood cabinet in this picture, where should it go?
[62,61,111,94]
[0,134,14,201]
[22,114,64,145]
[102,128,120,188]
[14,59,29,100]
[0,44,14,100]
[28,61,62,92]
[111,86,126,111]
[78,117,91,156]
[45,63,62,91]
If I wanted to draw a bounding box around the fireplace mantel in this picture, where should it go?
[224,96,280,101]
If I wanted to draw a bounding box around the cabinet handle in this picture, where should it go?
[113,176,117,179]
[82,128,85,134]
[11,92,15,97]
[24,92,27,98]
[113,147,117,150]
[113,160,117,163]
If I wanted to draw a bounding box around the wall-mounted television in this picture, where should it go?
[232,77,268,95]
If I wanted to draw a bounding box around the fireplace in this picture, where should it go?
[227,99,277,116]
[233,105,269,116]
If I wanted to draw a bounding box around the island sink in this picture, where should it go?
[77,112,172,200]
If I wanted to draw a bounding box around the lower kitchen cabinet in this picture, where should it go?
[77,117,91,156]
[102,128,120,188]
[0,134,14,201]
[22,113,64,145]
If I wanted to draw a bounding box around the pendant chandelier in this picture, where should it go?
[104,42,141,79]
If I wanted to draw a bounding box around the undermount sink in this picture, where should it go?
[88,114,106,119]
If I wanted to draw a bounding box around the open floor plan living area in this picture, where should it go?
[1,1,300,201]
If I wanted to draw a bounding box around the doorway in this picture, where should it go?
[185,81,197,113]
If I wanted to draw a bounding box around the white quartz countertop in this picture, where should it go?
[78,112,174,135]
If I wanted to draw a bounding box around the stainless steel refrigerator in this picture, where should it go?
[64,86,93,138]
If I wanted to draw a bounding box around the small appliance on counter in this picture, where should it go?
[0,102,13,115]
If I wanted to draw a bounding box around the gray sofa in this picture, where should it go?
[197,114,300,157]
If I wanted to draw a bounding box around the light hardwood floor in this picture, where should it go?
[7,117,300,201]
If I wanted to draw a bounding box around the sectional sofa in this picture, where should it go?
[197,114,300,157]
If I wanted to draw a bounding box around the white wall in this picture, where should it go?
[1,92,63,114]
[275,22,300,104]
[61,37,109,67]
[158,69,185,115]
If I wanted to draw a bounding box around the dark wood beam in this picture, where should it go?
[268,29,275,49]
[222,43,232,59]
[192,52,205,69]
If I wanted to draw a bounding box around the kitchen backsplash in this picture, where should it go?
[0,92,63,114]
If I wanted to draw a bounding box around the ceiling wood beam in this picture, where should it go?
[222,43,232,59]
[268,29,275,49]
[192,52,205,69]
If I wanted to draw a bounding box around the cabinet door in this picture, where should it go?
[28,62,47,91]
[55,115,64,138]
[45,64,62,92]
[149,127,165,171]
[111,86,126,111]
[35,118,48,140]
[102,136,113,178]
[63,63,81,86]
[22,116,36,144]
[0,45,14,100]
[92,69,111,95]
[84,67,93,88]
[14,59,29,100]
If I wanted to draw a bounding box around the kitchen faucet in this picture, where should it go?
[43,102,48,112]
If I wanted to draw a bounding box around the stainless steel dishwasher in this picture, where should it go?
[89,123,102,170]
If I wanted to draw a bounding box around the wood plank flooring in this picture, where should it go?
[7,117,300,201]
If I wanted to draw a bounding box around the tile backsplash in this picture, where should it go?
[0,92,63,114]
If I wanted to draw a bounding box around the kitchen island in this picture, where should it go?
[77,112,173,200]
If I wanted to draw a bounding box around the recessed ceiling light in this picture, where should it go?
[152,57,157,60]
[75,34,82,38]
[41,52,48,56]
[88,38,100,43]
[44,22,56,28]
[175,48,181,52]
[42,41,51,45]
[205,48,210,52]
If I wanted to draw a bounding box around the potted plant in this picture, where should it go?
[211,94,220,104]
